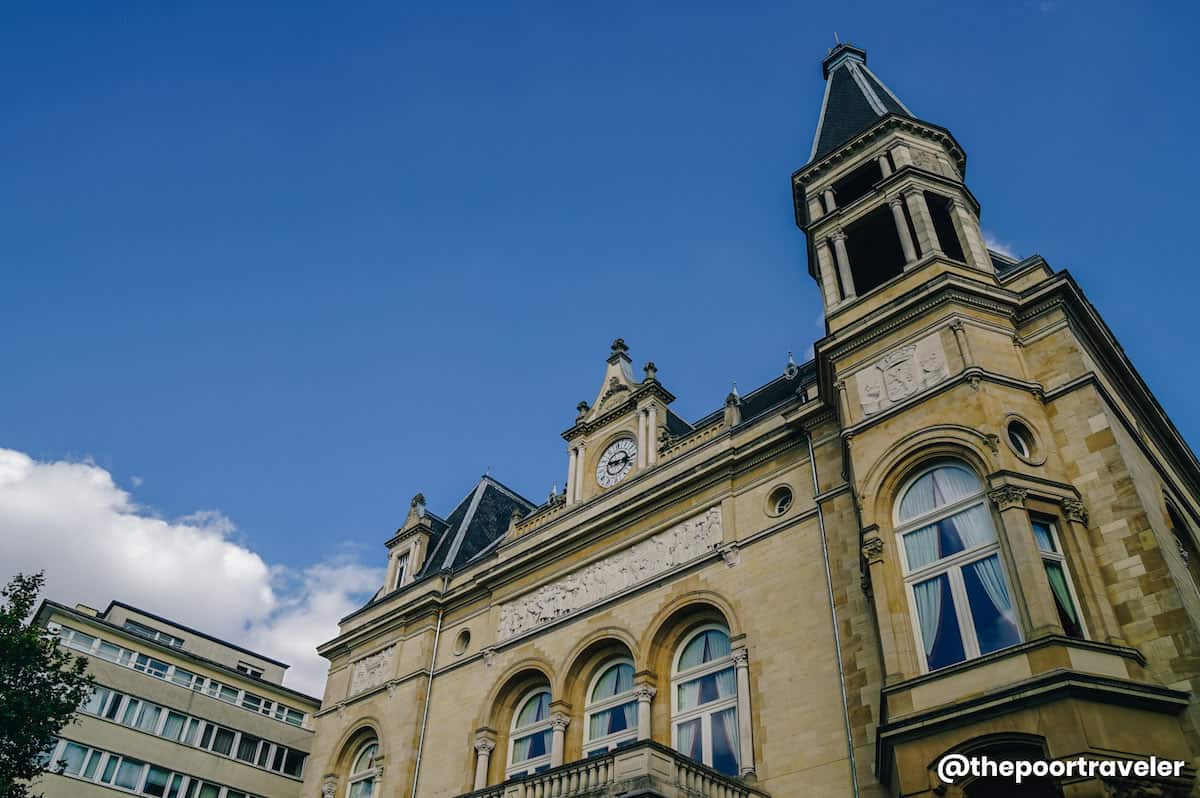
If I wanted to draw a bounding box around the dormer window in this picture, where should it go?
[393,551,411,590]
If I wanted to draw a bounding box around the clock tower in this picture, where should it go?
[561,338,683,505]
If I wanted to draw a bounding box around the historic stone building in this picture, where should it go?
[302,44,1200,798]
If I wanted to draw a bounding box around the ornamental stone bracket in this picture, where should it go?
[481,647,497,668]
[988,485,1029,511]
[861,534,885,566]
[321,775,338,798]
[719,542,741,568]
[1061,498,1089,526]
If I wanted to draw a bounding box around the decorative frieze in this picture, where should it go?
[497,508,722,641]
[854,333,950,416]
[349,645,396,695]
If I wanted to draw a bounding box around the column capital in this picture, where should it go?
[473,737,496,754]
[549,712,570,731]
[731,647,750,667]
[887,193,906,208]
[1061,498,1089,526]
[988,485,1028,510]
[633,685,657,702]
[830,228,848,242]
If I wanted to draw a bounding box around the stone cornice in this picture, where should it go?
[793,114,968,185]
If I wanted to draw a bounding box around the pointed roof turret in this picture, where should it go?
[809,43,913,163]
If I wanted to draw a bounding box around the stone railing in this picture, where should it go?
[456,741,768,798]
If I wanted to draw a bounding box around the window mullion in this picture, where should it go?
[948,566,980,658]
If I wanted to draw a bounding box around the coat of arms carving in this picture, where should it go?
[855,333,951,416]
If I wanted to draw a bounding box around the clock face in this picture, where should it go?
[596,438,637,487]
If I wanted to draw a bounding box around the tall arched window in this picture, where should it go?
[585,659,637,756]
[346,740,379,798]
[671,625,738,776]
[506,688,552,777]
[896,461,1021,671]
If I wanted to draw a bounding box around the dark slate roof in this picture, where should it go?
[692,358,818,431]
[416,477,537,578]
[810,44,913,163]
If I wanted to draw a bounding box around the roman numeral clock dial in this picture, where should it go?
[595,437,637,487]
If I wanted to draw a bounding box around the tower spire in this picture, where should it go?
[809,43,913,163]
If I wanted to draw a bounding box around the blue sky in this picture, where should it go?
[2,1,1198,689]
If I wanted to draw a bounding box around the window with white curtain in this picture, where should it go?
[506,688,552,777]
[896,461,1022,671]
[347,741,379,798]
[671,625,738,776]
[584,660,637,756]
[1031,518,1085,639]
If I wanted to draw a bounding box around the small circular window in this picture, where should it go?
[453,629,471,656]
[1006,419,1036,460]
[768,485,794,517]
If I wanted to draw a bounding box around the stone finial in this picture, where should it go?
[784,351,799,380]
[724,382,742,427]
[611,338,628,355]
[507,508,524,535]
[576,400,590,419]
[643,361,658,382]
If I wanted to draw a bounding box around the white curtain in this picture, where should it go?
[512,733,533,762]
[676,719,701,760]
[1032,521,1055,553]
[913,577,943,658]
[969,556,1016,625]
[904,525,939,570]
[949,504,995,549]
[622,700,636,730]
[714,708,739,766]
[899,465,980,522]
[715,668,736,700]
[677,679,701,711]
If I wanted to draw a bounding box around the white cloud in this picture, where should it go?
[983,231,1019,260]
[0,447,382,697]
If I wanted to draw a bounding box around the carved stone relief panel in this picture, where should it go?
[349,645,395,695]
[497,507,722,641]
[854,332,951,417]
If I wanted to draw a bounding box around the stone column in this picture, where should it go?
[472,736,495,791]
[1060,499,1125,645]
[633,685,656,740]
[888,195,918,266]
[903,188,941,258]
[988,486,1064,639]
[877,153,893,177]
[807,194,824,222]
[637,409,648,469]
[822,188,837,213]
[862,531,908,681]
[549,713,570,767]
[565,446,578,504]
[831,230,856,300]
[947,197,992,271]
[949,319,974,368]
[647,405,659,466]
[573,443,586,502]
[731,647,755,777]
[815,239,841,309]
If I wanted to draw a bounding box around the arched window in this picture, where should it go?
[346,740,379,798]
[585,659,637,756]
[896,461,1021,671]
[671,625,738,776]
[506,688,552,777]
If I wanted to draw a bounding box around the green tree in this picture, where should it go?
[0,573,93,798]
